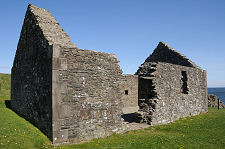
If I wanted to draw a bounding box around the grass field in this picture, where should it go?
[0,73,225,149]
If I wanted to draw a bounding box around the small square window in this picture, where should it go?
[125,90,128,95]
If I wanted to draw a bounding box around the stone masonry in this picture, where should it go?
[10,4,208,145]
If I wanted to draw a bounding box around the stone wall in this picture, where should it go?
[121,75,138,113]
[150,62,208,125]
[52,46,124,144]
[11,4,53,138]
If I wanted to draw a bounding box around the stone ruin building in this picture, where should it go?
[10,4,208,145]
[127,42,208,125]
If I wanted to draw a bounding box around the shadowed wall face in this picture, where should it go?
[11,6,52,139]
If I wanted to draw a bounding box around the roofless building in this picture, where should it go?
[10,4,208,145]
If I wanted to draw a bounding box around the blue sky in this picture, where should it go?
[0,0,225,87]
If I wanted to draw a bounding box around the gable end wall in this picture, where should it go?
[10,6,53,139]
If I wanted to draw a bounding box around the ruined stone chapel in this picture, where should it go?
[10,4,208,145]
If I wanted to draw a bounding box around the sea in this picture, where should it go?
[208,87,225,104]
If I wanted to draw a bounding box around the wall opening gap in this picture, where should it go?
[138,78,157,109]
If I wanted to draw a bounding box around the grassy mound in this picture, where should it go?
[0,73,225,149]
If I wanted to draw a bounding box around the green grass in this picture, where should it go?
[0,73,225,149]
[0,73,10,102]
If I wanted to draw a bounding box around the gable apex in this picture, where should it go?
[145,42,199,68]
[27,4,76,48]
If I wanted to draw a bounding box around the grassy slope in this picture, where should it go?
[0,74,225,149]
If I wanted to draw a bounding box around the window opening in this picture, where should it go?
[125,90,128,95]
[181,71,188,94]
